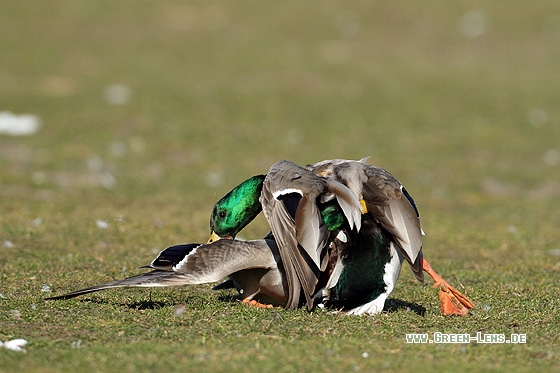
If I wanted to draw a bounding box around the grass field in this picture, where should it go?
[1,1,559,371]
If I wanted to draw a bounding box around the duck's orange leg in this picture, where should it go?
[422,258,475,316]
[242,298,274,309]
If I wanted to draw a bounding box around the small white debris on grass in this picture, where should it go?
[0,111,41,136]
[205,172,224,187]
[548,249,560,256]
[527,108,548,128]
[457,10,490,39]
[41,284,52,293]
[108,141,128,158]
[1,339,28,352]
[100,172,117,189]
[87,155,104,171]
[285,127,304,147]
[174,304,186,316]
[543,149,559,167]
[104,84,132,105]
[4,240,14,248]
[71,339,82,348]
[361,352,369,358]
[96,219,109,229]
[32,217,43,227]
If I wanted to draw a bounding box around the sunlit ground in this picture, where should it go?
[1,1,559,371]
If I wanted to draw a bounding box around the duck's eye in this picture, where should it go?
[218,210,227,219]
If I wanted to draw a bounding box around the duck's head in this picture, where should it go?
[208,174,266,243]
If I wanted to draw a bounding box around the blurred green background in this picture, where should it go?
[1,1,559,371]
[2,0,559,254]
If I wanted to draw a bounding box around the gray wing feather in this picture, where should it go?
[261,160,330,310]
[362,165,424,282]
[260,176,303,309]
[47,239,278,300]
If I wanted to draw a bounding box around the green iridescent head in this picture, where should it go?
[208,174,265,242]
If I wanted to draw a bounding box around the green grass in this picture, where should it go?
[1,1,559,371]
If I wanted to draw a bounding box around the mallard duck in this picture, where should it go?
[308,158,474,316]
[47,238,288,306]
[209,161,363,310]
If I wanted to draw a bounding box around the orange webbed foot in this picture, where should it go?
[241,298,274,309]
[422,258,475,316]
[438,282,475,316]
